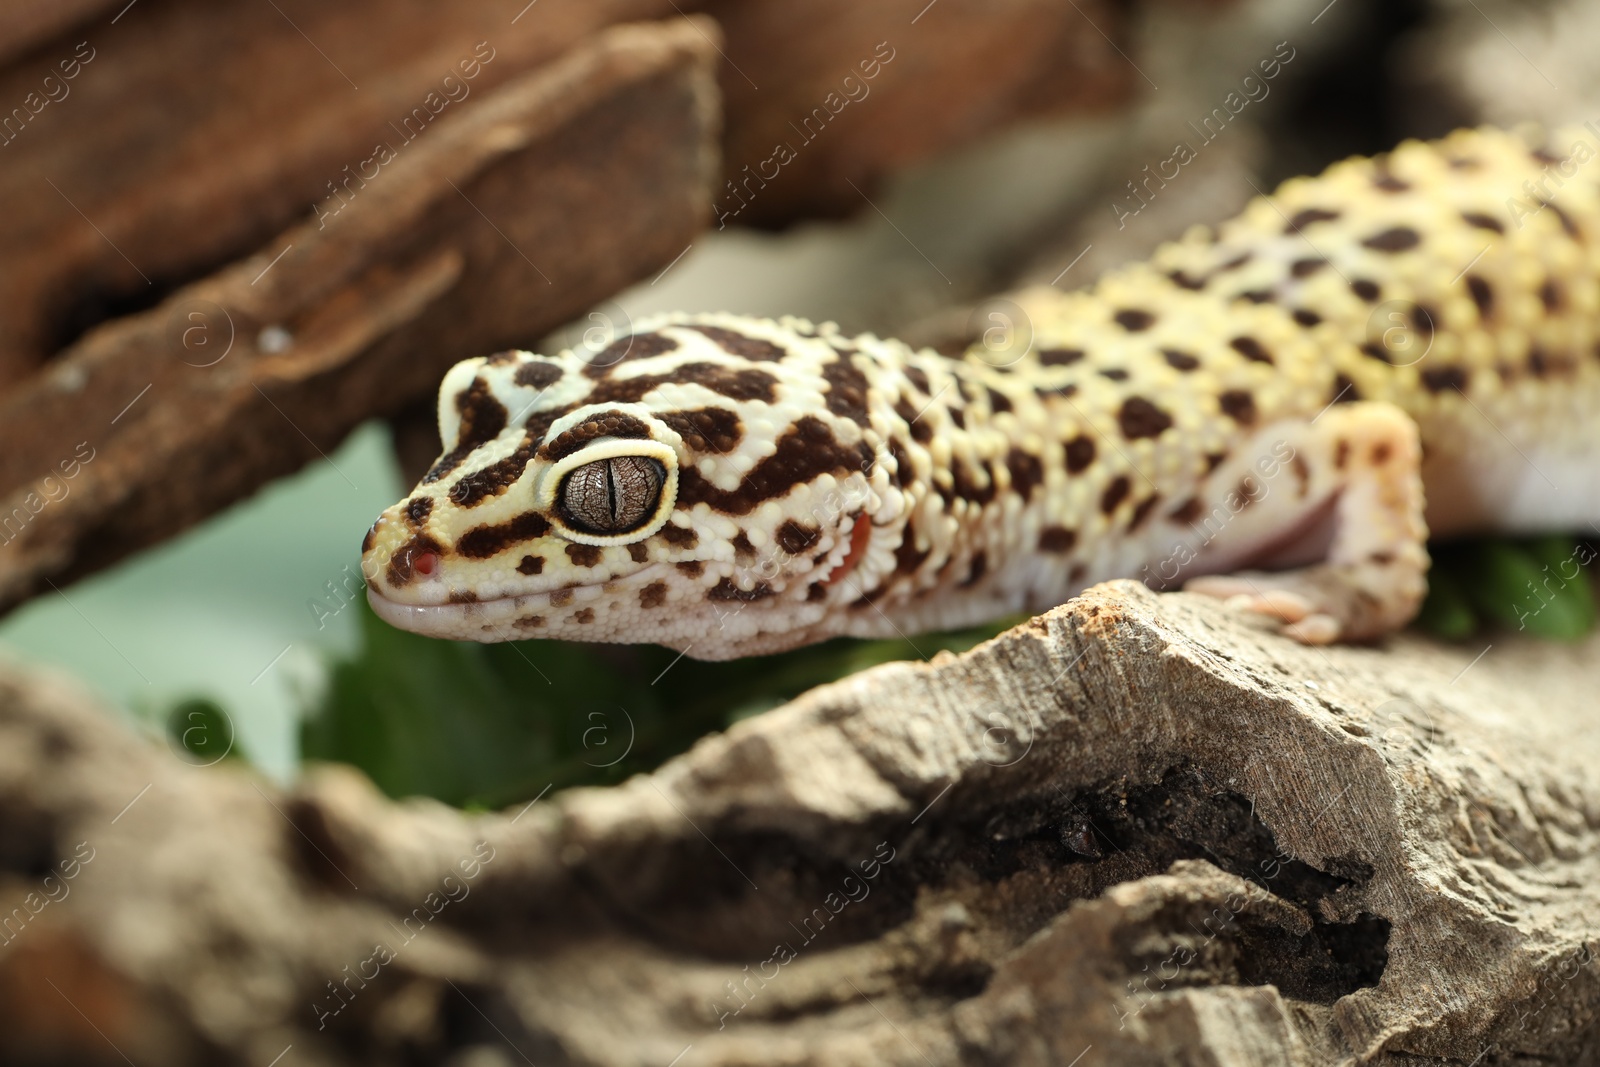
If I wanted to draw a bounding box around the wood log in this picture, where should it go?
[0,19,720,616]
[3,581,1598,1064]
[0,0,678,385]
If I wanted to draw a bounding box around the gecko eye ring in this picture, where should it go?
[538,437,679,545]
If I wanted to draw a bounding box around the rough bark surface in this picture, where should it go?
[4,581,1599,1066]
[0,20,721,616]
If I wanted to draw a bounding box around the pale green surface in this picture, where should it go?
[0,422,403,779]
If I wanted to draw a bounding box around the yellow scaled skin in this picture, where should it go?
[363,126,1600,658]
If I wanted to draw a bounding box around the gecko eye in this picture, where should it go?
[557,455,666,535]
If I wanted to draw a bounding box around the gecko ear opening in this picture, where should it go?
[537,438,679,545]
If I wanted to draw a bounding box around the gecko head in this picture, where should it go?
[361,315,903,659]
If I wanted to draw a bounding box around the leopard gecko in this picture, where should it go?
[361,125,1600,659]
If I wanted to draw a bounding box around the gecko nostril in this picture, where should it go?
[413,552,440,577]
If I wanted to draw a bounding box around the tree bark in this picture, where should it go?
[4,581,1598,1065]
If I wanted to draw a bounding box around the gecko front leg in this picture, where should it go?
[1186,402,1429,643]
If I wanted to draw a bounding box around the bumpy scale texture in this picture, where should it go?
[363,126,1600,658]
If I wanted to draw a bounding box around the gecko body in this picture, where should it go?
[362,126,1600,658]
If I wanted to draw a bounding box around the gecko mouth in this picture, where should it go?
[367,565,665,643]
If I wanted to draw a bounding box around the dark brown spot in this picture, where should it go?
[587,362,778,406]
[640,582,668,608]
[516,554,544,576]
[516,616,545,629]
[1285,208,1340,234]
[1539,280,1562,312]
[1064,436,1096,474]
[1204,452,1227,473]
[1101,475,1131,514]
[1219,390,1257,425]
[1239,289,1276,305]
[1129,495,1160,530]
[549,587,574,607]
[962,552,987,587]
[1119,397,1173,439]
[515,360,565,389]
[1373,173,1410,193]
[894,396,933,444]
[894,524,929,575]
[1292,309,1322,328]
[405,497,433,525]
[730,532,756,561]
[1335,439,1350,469]
[581,332,678,377]
[1420,366,1466,394]
[1038,526,1077,552]
[676,416,871,516]
[952,460,997,506]
[1162,348,1200,371]
[1371,443,1393,465]
[1466,275,1493,318]
[1230,336,1274,364]
[947,406,966,428]
[1461,211,1504,234]
[687,324,787,361]
[1360,341,1392,364]
[660,407,742,454]
[903,365,930,394]
[448,589,478,604]
[456,512,552,559]
[541,411,652,461]
[1169,497,1204,525]
[822,352,871,426]
[1168,269,1206,291]
[986,387,1013,414]
[659,524,698,548]
[1350,278,1381,302]
[1040,348,1085,366]
[1099,369,1129,382]
[1290,257,1326,278]
[1410,303,1436,340]
[1006,449,1044,501]
[565,543,603,568]
[484,350,519,366]
[449,424,544,507]
[886,438,914,488]
[807,582,827,602]
[676,561,704,577]
[1113,309,1156,331]
[1362,226,1420,253]
[708,578,776,602]
[386,534,446,587]
[1218,251,1253,272]
[424,377,510,483]
[777,521,821,555]
[572,608,595,624]
[1331,373,1360,404]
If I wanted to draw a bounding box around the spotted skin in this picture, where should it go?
[364,127,1600,658]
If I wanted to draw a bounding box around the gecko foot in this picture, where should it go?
[1184,402,1430,644]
